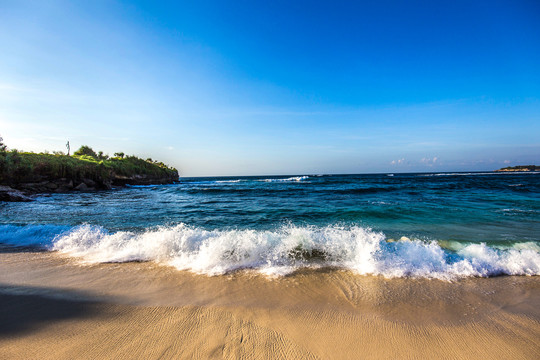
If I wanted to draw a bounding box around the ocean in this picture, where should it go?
[1,172,539,280]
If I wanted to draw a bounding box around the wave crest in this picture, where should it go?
[262,176,309,182]
[49,224,540,279]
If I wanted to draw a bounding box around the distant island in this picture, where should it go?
[495,165,540,172]
[0,137,178,201]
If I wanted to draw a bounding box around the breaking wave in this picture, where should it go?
[33,224,540,279]
[215,180,242,183]
[1,224,538,280]
[262,176,309,182]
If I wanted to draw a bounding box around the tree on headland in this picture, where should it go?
[0,136,6,178]
[114,152,125,159]
[97,151,109,160]
[74,145,98,158]
[0,135,6,152]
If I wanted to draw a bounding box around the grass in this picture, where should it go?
[0,148,178,186]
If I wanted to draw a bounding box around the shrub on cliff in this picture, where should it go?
[0,135,6,152]
[74,145,98,158]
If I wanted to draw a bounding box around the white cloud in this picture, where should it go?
[390,158,405,165]
[420,156,439,166]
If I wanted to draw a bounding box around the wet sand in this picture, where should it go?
[1,250,539,359]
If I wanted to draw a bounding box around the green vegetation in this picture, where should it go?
[495,165,539,172]
[73,145,98,158]
[0,138,178,190]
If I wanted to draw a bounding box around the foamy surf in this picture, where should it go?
[215,180,242,183]
[19,223,535,280]
[262,176,309,182]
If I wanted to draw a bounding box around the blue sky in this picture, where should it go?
[1,0,539,176]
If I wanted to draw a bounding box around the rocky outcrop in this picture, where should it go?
[6,177,114,195]
[0,150,179,200]
[0,174,177,201]
[0,185,33,202]
[110,173,178,186]
[495,165,539,172]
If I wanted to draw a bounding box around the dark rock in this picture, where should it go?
[74,183,89,191]
[0,186,33,202]
[102,181,112,190]
[46,182,58,190]
[54,179,74,192]
[3,171,177,195]
[19,182,49,192]
[83,178,96,187]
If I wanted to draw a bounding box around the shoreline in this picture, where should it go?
[0,149,179,201]
[1,250,539,359]
[0,179,178,202]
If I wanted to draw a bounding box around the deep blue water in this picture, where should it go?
[1,172,539,278]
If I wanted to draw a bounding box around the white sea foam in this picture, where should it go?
[215,180,242,183]
[48,224,540,279]
[262,176,309,183]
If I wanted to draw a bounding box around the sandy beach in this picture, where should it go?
[2,0,539,358]
[0,249,538,359]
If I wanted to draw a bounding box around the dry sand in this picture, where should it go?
[0,250,539,359]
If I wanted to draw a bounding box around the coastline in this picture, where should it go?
[0,176,178,202]
[0,149,179,201]
[1,250,539,359]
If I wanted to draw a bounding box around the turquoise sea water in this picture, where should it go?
[1,172,539,279]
